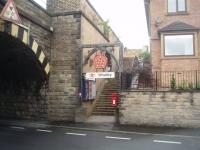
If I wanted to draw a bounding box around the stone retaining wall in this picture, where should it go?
[120,91,200,127]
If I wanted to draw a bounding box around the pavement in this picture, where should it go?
[85,116,115,124]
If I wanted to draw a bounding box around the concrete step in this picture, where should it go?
[95,105,115,109]
[98,97,112,100]
[102,88,119,90]
[94,109,115,113]
[97,100,111,102]
[104,85,119,87]
[96,101,112,104]
[101,94,118,96]
[92,79,119,116]
[103,89,119,91]
[99,94,118,97]
[98,99,111,102]
[95,104,113,108]
[101,91,119,94]
[95,105,112,108]
[92,111,115,116]
[96,106,114,109]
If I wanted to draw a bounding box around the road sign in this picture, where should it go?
[86,72,115,79]
[93,54,108,69]
[85,72,96,81]
[96,72,115,78]
[0,0,22,24]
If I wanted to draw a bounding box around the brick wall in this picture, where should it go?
[150,0,200,71]
[47,0,80,13]
[120,91,200,127]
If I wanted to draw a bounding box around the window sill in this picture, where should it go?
[166,12,189,16]
[161,56,199,60]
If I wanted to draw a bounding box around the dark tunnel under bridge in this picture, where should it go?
[0,20,50,119]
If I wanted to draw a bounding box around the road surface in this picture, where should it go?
[0,123,200,150]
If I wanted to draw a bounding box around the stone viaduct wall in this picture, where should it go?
[48,12,81,121]
[47,0,120,121]
[0,0,51,120]
[0,0,120,121]
[14,0,52,58]
[120,91,200,128]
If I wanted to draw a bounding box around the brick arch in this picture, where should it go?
[0,20,50,77]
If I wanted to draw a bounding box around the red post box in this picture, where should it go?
[112,92,118,107]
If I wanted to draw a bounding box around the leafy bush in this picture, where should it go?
[170,75,176,90]
[188,82,194,89]
[138,50,150,61]
[178,81,189,90]
[196,81,200,89]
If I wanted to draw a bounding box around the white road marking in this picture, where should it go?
[105,136,131,140]
[153,140,182,144]
[66,132,87,136]
[10,126,25,130]
[15,122,200,140]
[36,129,52,133]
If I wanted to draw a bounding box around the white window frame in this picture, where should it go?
[167,0,187,14]
[163,34,195,57]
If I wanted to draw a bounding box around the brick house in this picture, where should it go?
[144,0,200,72]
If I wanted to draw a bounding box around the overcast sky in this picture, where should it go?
[34,0,149,49]
[89,0,149,49]
[33,0,46,9]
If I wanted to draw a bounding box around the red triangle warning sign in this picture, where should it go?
[0,0,22,24]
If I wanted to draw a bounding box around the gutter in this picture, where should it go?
[144,0,150,36]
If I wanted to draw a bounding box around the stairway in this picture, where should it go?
[92,79,120,116]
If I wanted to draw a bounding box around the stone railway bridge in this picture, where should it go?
[0,0,121,121]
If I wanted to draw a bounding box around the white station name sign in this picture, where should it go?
[86,72,115,80]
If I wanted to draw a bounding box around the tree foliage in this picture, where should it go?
[138,50,150,61]
[99,19,111,37]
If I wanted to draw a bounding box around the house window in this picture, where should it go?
[168,0,186,13]
[164,34,194,56]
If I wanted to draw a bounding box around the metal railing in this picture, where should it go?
[122,70,200,91]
